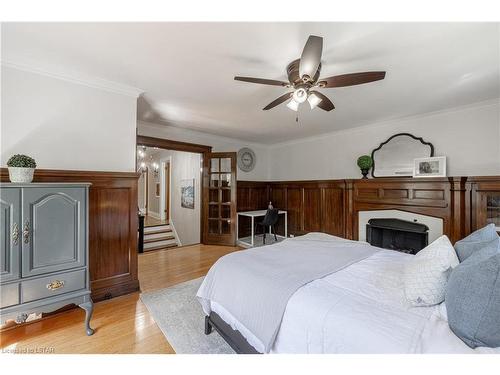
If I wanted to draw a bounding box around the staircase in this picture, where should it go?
[143,223,178,252]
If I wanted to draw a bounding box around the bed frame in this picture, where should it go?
[204,312,260,354]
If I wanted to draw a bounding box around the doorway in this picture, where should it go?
[136,135,238,248]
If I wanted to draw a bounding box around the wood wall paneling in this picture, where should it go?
[269,186,286,236]
[270,187,286,209]
[238,180,346,238]
[303,188,321,232]
[236,177,494,244]
[236,181,268,238]
[322,187,345,236]
[1,168,140,302]
[286,187,304,235]
[465,176,500,236]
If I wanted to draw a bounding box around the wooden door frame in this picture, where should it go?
[164,162,170,221]
[136,135,212,243]
[144,167,149,215]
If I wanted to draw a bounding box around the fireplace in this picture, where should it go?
[366,218,429,254]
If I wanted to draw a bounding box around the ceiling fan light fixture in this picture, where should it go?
[234,35,385,112]
[307,92,323,109]
[292,88,308,103]
[286,99,299,111]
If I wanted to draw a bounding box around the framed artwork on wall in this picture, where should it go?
[181,178,195,209]
[413,156,447,178]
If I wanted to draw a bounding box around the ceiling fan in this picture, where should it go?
[234,35,386,112]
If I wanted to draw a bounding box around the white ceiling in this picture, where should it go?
[2,22,499,144]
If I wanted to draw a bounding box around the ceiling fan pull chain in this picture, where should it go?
[296,114,299,123]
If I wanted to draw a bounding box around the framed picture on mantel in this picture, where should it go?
[413,156,447,178]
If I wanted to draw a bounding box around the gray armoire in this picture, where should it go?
[0,183,94,335]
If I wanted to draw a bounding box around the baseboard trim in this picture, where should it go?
[91,280,141,302]
[169,219,182,247]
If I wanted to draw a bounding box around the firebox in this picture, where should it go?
[366,218,429,254]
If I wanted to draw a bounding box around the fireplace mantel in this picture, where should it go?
[347,177,466,242]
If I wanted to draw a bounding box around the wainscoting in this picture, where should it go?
[238,180,346,239]
[1,168,140,302]
[238,177,499,244]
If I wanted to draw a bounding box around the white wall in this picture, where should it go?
[1,65,138,172]
[268,101,500,181]
[170,151,201,246]
[147,166,160,217]
[137,121,270,181]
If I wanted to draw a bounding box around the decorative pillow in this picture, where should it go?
[403,235,459,306]
[445,251,500,348]
[454,223,499,262]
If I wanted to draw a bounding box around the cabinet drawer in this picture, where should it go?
[1,283,20,308]
[21,269,86,303]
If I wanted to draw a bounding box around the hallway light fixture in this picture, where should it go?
[152,162,159,178]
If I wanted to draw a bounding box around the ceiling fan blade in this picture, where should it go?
[299,35,323,80]
[310,91,335,111]
[321,71,386,88]
[263,92,293,110]
[234,76,289,87]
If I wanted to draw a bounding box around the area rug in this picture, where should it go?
[140,277,235,354]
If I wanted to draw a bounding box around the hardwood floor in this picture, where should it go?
[0,244,240,354]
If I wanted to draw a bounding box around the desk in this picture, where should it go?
[236,210,287,247]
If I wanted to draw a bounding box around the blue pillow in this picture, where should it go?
[454,224,499,262]
[445,249,500,348]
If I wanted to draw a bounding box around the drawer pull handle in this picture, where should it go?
[23,220,30,244]
[12,223,19,245]
[46,280,65,291]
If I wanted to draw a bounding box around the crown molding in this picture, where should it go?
[1,59,144,98]
[271,98,500,148]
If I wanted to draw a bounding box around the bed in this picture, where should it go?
[197,233,500,354]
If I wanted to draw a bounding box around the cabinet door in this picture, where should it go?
[0,188,21,282]
[478,192,500,233]
[22,187,86,277]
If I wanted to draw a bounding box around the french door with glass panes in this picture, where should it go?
[203,152,237,245]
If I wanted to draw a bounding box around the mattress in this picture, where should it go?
[208,235,500,354]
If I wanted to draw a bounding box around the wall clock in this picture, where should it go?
[237,148,256,172]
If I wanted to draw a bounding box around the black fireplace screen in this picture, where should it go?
[366,218,429,254]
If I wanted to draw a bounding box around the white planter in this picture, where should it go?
[8,167,35,183]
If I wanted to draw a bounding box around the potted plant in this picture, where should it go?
[357,155,373,179]
[7,154,37,183]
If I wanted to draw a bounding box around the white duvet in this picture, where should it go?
[209,233,500,354]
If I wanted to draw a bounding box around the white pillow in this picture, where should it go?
[403,235,459,306]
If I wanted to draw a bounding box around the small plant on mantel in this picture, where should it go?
[357,155,373,179]
[7,154,37,183]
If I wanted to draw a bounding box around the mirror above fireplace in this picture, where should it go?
[370,133,434,177]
